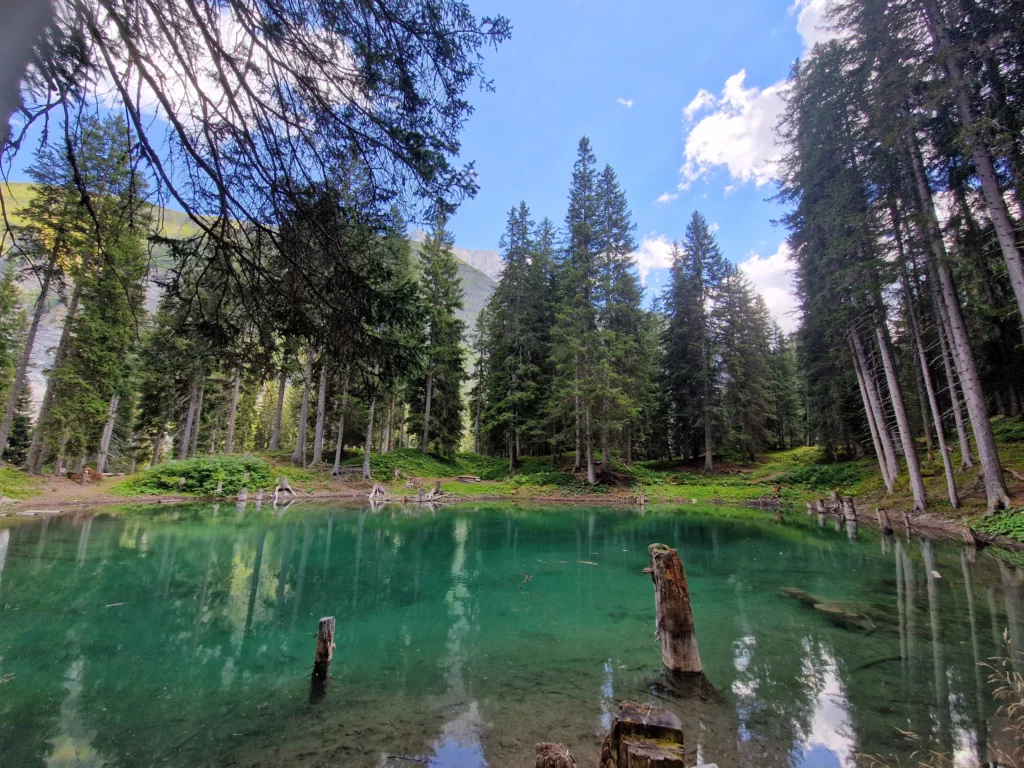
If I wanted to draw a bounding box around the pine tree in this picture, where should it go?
[662,212,729,471]
[409,217,466,456]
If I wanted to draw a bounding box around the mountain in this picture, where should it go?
[409,228,503,281]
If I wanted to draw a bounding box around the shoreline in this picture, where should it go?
[3,481,1023,553]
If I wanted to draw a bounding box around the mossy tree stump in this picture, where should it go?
[599,700,685,767]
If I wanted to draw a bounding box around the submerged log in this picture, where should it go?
[646,544,702,682]
[535,743,578,768]
[599,701,685,768]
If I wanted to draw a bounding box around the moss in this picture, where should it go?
[0,466,45,500]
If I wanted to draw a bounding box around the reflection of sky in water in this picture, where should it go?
[430,519,486,767]
[794,646,853,768]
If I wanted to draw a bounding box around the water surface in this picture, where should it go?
[0,502,1021,767]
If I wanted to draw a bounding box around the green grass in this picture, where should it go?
[0,466,45,500]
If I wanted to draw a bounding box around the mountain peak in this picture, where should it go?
[408,229,504,282]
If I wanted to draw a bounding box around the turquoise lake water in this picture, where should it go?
[0,502,1021,767]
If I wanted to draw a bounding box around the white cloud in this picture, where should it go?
[654,192,678,206]
[789,0,836,52]
[710,222,720,233]
[631,234,675,286]
[679,70,787,190]
[617,98,634,108]
[739,241,800,333]
[684,89,715,121]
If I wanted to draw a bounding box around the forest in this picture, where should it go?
[0,0,1023,521]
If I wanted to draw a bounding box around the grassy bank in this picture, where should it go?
[7,416,1024,543]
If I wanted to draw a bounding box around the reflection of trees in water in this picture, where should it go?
[2,511,1024,768]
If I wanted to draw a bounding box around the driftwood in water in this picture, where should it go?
[645,544,702,684]
[535,743,578,768]
[599,700,685,768]
[310,616,336,702]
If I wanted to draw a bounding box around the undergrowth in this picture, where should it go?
[114,456,273,496]
[0,466,44,500]
[970,509,1024,542]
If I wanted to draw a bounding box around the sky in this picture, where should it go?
[447,0,834,332]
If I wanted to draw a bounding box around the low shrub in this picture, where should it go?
[971,510,1024,542]
[115,455,273,496]
[773,462,867,490]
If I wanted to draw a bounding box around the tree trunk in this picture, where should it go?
[292,352,312,466]
[906,130,1010,512]
[95,394,120,474]
[896,222,959,508]
[362,396,375,480]
[331,379,350,476]
[875,320,928,512]
[27,283,80,473]
[916,372,934,453]
[421,368,433,455]
[0,250,56,461]
[269,370,287,451]
[151,432,164,467]
[189,386,204,458]
[585,400,597,486]
[312,361,328,464]
[851,331,899,488]
[919,0,1024,335]
[179,375,200,460]
[851,339,893,492]
[224,368,241,454]
[474,385,482,454]
[935,312,974,469]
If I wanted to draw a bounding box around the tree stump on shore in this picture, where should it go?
[599,701,685,768]
[646,544,703,687]
[535,743,578,767]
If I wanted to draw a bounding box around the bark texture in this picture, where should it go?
[647,543,702,677]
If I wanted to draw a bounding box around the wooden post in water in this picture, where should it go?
[645,543,703,685]
[310,616,336,702]
[535,744,578,768]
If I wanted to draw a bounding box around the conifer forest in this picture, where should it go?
[5,2,1024,767]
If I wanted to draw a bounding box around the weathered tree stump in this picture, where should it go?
[816,499,826,514]
[237,487,248,502]
[829,490,841,511]
[535,743,578,768]
[215,479,223,496]
[805,501,813,516]
[645,544,702,685]
[876,507,893,535]
[310,616,336,703]
[392,466,401,481]
[599,701,685,768]
[255,489,263,501]
[841,496,855,520]
[368,483,389,501]
[274,476,298,504]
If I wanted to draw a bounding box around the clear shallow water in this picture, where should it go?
[0,502,1021,768]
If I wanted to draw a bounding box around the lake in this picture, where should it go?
[0,502,1021,767]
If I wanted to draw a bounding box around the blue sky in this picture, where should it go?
[449,0,832,330]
